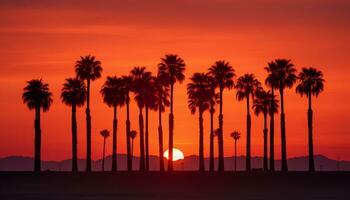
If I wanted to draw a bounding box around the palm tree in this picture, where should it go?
[122,75,133,171]
[130,66,152,171]
[296,67,324,172]
[207,75,218,172]
[101,76,126,172]
[100,129,110,171]
[130,130,137,162]
[235,73,261,171]
[61,78,86,172]
[253,90,278,171]
[75,55,102,172]
[158,54,186,171]
[187,73,211,171]
[208,60,235,171]
[230,131,240,172]
[22,79,53,172]
[264,61,279,171]
[267,59,297,171]
[153,73,170,171]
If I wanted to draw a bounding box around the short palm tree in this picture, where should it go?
[101,76,126,172]
[158,54,186,171]
[130,130,137,162]
[130,66,152,171]
[230,131,240,172]
[208,60,235,171]
[22,79,53,172]
[154,72,170,171]
[253,90,278,171]
[75,55,102,172]
[268,59,297,171]
[122,75,133,171]
[100,129,110,171]
[296,67,324,172]
[235,74,261,171]
[61,78,86,172]
[187,73,211,171]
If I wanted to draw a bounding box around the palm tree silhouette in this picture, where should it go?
[100,129,110,171]
[296,67,324,172]
[122,75,133,171]
[187,73,211,171]
[154,72,170,171]
[207,75,219,172]
[61,78,86,172]
[130,130,137,162]
[267,59,297,171]
[130,66,152,171]
[208,60,235,171]
[253,90,278,171]
[158,54,186,171]
[230,131,240,172]
[101,76,126,172]
[235,74,261,171]
[22,79,53,172]
[75,55,102,172]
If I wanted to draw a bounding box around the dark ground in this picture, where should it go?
[0,171,349,200]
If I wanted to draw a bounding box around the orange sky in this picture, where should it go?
[0,0,349,161]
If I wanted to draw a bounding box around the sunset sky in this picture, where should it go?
[0,0,349,161]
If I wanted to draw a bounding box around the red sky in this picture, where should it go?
[0,0,349,161]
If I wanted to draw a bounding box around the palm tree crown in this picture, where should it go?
[100,129,110,138]
[296,67,324,97]
[100,76,126,108]
[61,78,86,107]
[187,73,211,114]
[235,73,261,101]
[158,54,186,85]
[208,60,235,90]
[75,55,102,81]
[23,79,53,111]
[266,59,297,90]
[253,90,279,116]
[230,131,241,141]
[130,67,153,108]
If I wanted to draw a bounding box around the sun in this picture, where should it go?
[163,148,184,161]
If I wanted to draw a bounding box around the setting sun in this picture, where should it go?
[164,148,184,161]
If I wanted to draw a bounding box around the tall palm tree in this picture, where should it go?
[154,73,170,171]
[230,131,240,172]
[253,90,278,171]
[130,130,137,164]
[61,78,86,172]
[130,66,152,171]
[268,59,297,171]
[296,67,324,172]
[100,129,110,171]
[208,60,235,171]
[158,54,186,171]
[101,76,126,172]
[22,79,53,172]
[264,61,279,171]
[75,55,102,172]
[122,75,133,171]
[187,73,211,171]
[235,73,261,171]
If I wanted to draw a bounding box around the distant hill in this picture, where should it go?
[0,154,349,171]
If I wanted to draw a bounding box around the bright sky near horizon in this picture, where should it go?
[0,0,349,161]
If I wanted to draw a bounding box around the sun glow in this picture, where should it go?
[164,148,184,161]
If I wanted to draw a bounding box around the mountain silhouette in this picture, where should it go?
[1,154,348,171]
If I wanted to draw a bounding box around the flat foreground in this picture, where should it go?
[0,172,349,200]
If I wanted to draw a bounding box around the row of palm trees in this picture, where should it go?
[22,55,324,172]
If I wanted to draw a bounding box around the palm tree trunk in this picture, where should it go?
[158,96,164,171]
[131,139,134,160]
[112,105,118,172]
[209,107,214,172]
[168,83,174,171]
[263,113,268,172]
[218,87,224,171]
[145,105,150,171]
[34,106,41,172]
[280,87,288,171]
[246,96,251,172]
[139,106,145,171]
[269,88,275,171]
[199,109,205,171]
[102,137,106,171]
[234,140,237,172]
[86,79,92,172]
[72,104,78,172]
[308,92,315,171]
[126,93,132,171]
